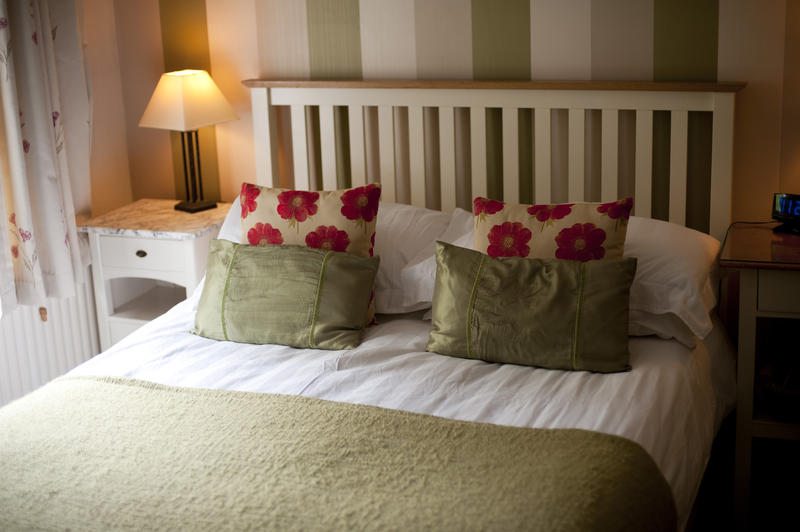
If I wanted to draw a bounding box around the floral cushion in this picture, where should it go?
[239,183,381,258]
[472,197,633,261]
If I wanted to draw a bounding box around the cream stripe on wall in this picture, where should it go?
[255,0,310,79]
[414,0,472,79]
[591,0,653,80]
[531,0,591,80]
[356,0,413,202]
[360,0,416,79]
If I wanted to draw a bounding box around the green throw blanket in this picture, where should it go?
[0,376,676,531]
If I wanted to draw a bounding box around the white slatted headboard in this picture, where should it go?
[242,80,743,242]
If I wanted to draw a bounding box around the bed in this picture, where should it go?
[0,80,742,531]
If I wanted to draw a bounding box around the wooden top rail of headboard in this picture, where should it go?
[242,79,745,93]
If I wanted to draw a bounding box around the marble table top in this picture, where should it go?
[78,199,231,240]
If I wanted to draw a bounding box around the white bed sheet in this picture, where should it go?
[69,287,736,528]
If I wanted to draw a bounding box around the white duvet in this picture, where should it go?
[69,287,736,529]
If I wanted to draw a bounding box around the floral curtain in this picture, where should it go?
[0,0,82,318]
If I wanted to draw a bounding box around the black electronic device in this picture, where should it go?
[772,193,800,234]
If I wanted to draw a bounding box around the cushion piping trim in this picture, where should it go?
[571,262,586,370]
[220,243,240,342]
[309,251,333,348]
[466,254,487,359]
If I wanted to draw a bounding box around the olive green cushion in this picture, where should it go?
[193,239,379,349]
[427,242,637,372]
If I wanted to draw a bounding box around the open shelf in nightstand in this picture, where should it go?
[752,317,800,437]
[752,415,800,440]
[110,284,186,321]
[105,279,188,343]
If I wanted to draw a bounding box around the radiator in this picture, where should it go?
[0,266,100,406]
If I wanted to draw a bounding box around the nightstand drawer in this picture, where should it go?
[99,235,183,273]
[758,270,800,313]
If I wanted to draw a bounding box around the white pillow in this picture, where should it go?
[624,216,720,345]
[400,208,474,311]
[217,197,243,243]
[372,202,451,313]
[628,310,698,348]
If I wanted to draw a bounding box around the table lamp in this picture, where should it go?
[139,69,238,212]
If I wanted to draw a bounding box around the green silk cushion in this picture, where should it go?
[193,239,379,349]
[427,242,637,373]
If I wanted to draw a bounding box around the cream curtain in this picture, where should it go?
[0,0,83,317]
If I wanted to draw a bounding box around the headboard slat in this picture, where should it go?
[439,107,457,213]
[250,88,274,187]
[601,109,620,202]
[408,105,426,208]
[377,106,396,202]
[318,105,338,190]
[290,105,310,190]
[502,107,520,204]
[634,110,654,218]
[709,93,735,241]
[568,109,585,201]
[534,109,552,204]
[669,110,689,226]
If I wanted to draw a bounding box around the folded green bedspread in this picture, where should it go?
[0,376,676,531]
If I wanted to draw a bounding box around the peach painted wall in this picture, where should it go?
[82,0,133,216]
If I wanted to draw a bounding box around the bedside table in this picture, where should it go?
[720,223,800,530]
[79,199,229,350]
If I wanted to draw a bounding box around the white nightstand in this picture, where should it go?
[79,199,229,350]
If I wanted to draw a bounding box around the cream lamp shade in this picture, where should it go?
[139,69,237,132]
[139,69,236,213]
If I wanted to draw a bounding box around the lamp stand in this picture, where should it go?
[175,130,216,213]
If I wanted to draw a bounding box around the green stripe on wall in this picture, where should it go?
[653,0,719,81]
[158,0,220,202]
[472,0,531,80]
[307,0,362,79]
[472,0,530,201]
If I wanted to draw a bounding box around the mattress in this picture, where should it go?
[69,284,737,528]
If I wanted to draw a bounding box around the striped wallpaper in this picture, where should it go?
[255,0,719,83]
[117,0,794,224]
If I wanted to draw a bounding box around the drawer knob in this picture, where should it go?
[135,250,147,258]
